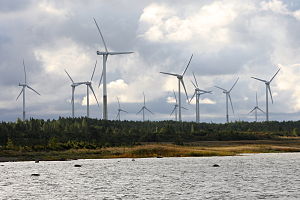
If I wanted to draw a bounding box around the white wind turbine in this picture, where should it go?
[170,90,188,121]
[251,68,280,121]
[64,69,85,118]
[189,72,212,123]
[137,92,153,122]
[160,54,193,122]
[215,78,239,123]
[249,92,265,122]
[16,60,41,121]
[82,61,100,118]
[116,97,128,121]
[93,18,134,120]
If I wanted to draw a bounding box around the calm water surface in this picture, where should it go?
[0,153,299,199]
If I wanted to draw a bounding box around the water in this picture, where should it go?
[0,153,299,199]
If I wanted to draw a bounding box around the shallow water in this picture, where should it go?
[0,153,299,199]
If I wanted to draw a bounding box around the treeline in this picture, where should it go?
[0,117,299,151]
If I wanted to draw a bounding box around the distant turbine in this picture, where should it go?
[116,97,128,121]
[83,60,100,118]
[64,69,85,118]
[251,68,280,121]
[160,54,193,122]
[137,92,153,121]
[249,92,265,122]
[93,18,134,120]
[16,60,41,121]
[189,72,212,123]
[170,90,188,121]
[215,78,239,123]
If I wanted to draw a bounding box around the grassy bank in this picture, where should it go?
[1,138,299,162]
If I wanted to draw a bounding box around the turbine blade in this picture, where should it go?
[269,68,280,83]
[215,86,227,92]
[170,106,176,116]
[190,80,197,89]
[108,52,134,55]
[120,109,128,113]
[117,97,120,108]
[26,85,41,95]
[229,77,239,92]
[248,107,256,114]
[228,93,234,114]
[91,60,97,81]
[256,92,258,107]
[268,85,274,104]
[182,54,193,76]
[181,79,189,101]
[136,108,143,114]
[98,66,104,88]
[251,77,267,83]
[16,88,24,101]
[160,72,179,77]
[64,69,74,83]
[143,92,145,106]
[93,18,108,52]
[23,59,27,84]
[192,72,198,87]
[189,91,196,103]
[116,112,120,120]
[199,89,212,94]
[257,107,265,114]
[181,106,188,110]
[89,85,100,107]
[173,89,177,104]
[145,107,154,114]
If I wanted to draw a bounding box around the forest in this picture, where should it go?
[0,117,299,151]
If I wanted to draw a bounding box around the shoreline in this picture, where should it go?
[1,138,299,162]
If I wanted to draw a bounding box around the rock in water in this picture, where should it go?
[212,164,220,167]
[74,164,82,167]
[31,173,40,176]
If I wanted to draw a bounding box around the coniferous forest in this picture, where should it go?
[0,118,299,151]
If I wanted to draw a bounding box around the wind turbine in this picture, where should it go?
[93,18,134,120]
[64,69,85,118]
[249,92,265,122]
[189,72,212,123]
[81,60,100,118]
[16,60,41,121]
[215,78,239,123]
[160,54,193,122]
[170,90,188,121]
[116,97,128,121]
[137,92,153,121]
[251,68,280,121]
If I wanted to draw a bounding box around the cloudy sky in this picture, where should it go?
[1,0,300,122]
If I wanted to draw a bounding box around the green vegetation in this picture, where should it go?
[0,118,299,161]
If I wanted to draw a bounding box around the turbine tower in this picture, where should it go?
[93,18,134,120]
[116,97,128,121]
[170,90,188,121]
[83,60,100,118]
[160,54,193,122]
[16,60,41,121]
[249,92,265,122]
[189,72,212,123]
[65,70,86,118]
[137,92,153,121]
[251,68,280,121]
[215,78,239,123]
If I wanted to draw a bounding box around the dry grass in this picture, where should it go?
[1,138,299,162]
